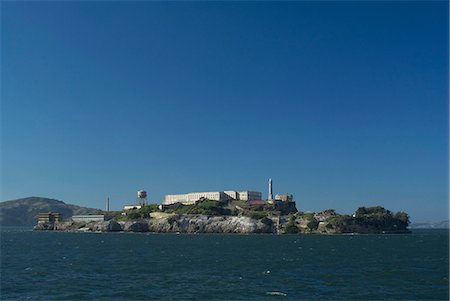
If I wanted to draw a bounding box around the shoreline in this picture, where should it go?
[33,213,411,235]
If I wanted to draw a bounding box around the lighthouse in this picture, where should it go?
[268,178,273,201]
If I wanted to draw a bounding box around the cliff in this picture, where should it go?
[34,206,410,234]
[32,199,410,234]
[34,214,273,234]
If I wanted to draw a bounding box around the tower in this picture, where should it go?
[268,178,273,201]
[137,190,148,206]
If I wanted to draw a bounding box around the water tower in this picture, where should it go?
[137,190,148,206]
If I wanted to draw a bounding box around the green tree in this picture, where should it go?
[307,220,319,231]
[394,211,410,227]
[284,223,298,234]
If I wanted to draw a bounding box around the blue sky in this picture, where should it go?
[2,1,448,222]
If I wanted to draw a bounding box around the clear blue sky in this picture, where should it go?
[2,1,448,222]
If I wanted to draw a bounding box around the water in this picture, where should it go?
[1,229,448,300]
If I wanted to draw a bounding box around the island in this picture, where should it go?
[34,198,410,234]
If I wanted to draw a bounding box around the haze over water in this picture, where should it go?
[1,228,448,300]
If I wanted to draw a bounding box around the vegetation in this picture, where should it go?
[327,206,410,233]
[301,212,315,220]
[139,204,160,218]
[165,199,230,216]
[260,217,273,226]
[115,204,160,221]
[283,215,299,234]
[20,195,411,235]
[119,203,409,234]
[250,211,268,220]
[307,220,319,231]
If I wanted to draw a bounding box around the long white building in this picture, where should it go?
[163,190,262,205]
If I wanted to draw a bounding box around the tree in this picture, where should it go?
[307,220,319,231]
[283,214,298,234]
[355,206,390,217]
[394,211,410,225]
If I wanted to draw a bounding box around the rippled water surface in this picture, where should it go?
[1,229,448,300]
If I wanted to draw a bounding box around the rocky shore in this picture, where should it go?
[34,214,274,234]
[33,207,411,234]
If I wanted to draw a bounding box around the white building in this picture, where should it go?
[275,194,294,202]
[72,215,105,223]
[163,190,262,205]
[123,205,142,211]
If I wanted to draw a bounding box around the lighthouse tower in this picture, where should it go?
[268,178,273,201]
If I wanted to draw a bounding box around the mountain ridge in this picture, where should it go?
[0,197,101,226]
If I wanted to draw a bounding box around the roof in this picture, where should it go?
[248,200,266,205]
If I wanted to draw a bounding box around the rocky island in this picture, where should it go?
[34,199,410,234]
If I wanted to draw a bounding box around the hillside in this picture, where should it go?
[410,220,449,229]
[0,197,101,226]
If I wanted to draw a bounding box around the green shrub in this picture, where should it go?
[307,220,319,231]
[127,212,141,220]
[250,211,268,220]
[301,212,314,220]
[197,199,221,210]
[139,204,159,217]
[252,204,265,211]
[165,200,229,216]
[260,217,273,226]
[284,222,298,234]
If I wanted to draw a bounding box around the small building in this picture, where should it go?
[159,203,181,211]
[275,194,294,202]
[71,215,105,223]
[38,212,62,223]
[123,205,142,211]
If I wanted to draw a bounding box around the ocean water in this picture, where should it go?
[1,229,448,300]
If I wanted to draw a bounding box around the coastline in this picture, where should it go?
[33,212,411,234]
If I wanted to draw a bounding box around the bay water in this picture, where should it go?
[1,228,448,300]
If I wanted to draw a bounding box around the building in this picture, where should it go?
[123,205,142,211]
[163,190,262,205]
[238,191,262,201]
[71,215,105,223]
[38,212,62,223]
[275,194,294,202]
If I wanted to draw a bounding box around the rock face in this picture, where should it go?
[121,221,149,232]
[148,215,272,234]
[92,220,122,232]
[33,207,410,234]
[34,215,273,233]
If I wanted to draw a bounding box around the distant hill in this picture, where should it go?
[410,220,449,229]
[0,197,101,226]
